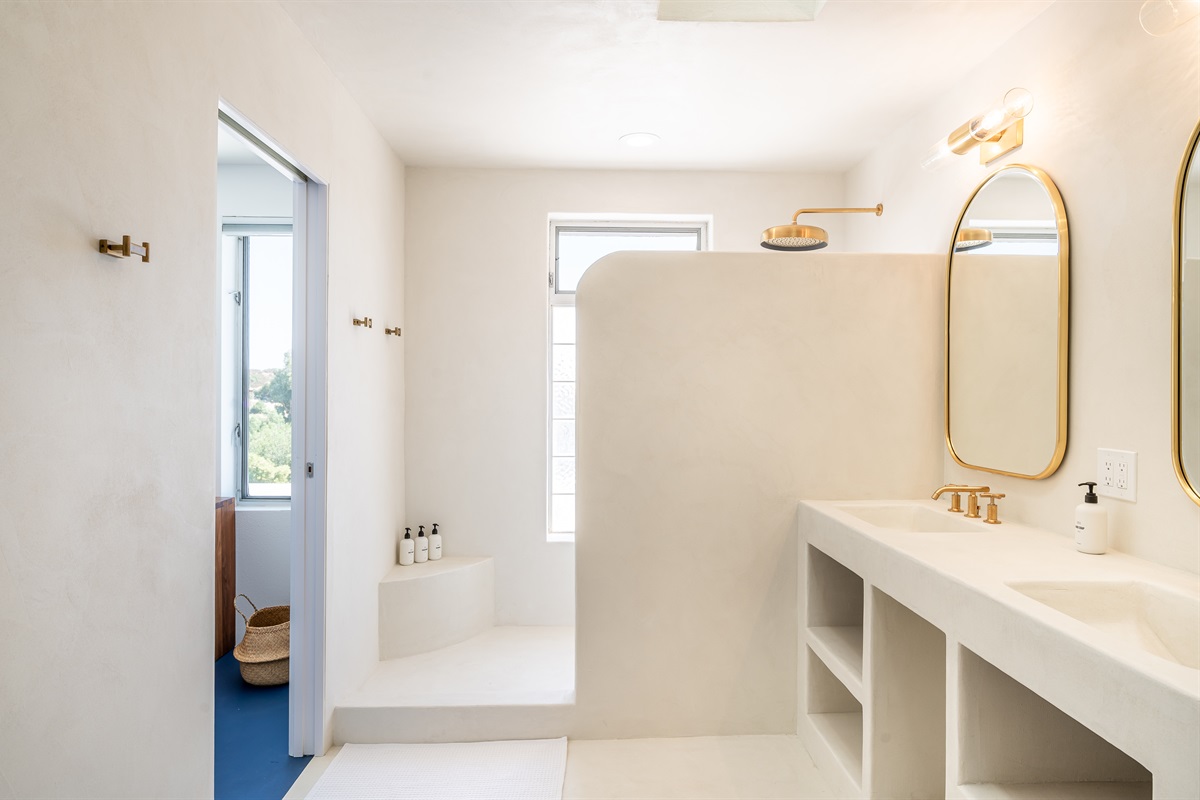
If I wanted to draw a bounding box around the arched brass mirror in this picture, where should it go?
[946,164,1069,479]
[1173,119,1200,505]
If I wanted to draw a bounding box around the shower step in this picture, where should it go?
[334,625,575,744]
[378,557,495,660]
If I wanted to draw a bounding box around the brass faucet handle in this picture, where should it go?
[980,492,1006,525]
[964,488,989,519]
[947,490,964,513]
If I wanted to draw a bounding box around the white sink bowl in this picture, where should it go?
[834,503,985,533]
[1007,580,1200,670]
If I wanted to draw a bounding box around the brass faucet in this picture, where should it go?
[980,492,1006,524]
[932,484,990,515]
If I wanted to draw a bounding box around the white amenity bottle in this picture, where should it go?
[1075,482,1108,555]
[398,528,415,566]
[415,525,430,563]
[429,522,443,561]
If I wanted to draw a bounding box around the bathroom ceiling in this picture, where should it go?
[279,0,1054,172]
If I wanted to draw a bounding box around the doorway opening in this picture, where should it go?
[214,106,328,797]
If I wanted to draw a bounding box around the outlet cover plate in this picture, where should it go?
[1097,448,1137,502]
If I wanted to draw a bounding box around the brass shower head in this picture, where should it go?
[761,204,883,251]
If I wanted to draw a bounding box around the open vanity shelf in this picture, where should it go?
[797,500,1196,800]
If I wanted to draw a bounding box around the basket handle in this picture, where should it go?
[233,593,259,626]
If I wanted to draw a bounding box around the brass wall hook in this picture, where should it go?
[384,326,402,337]
[353,316,373,328]
[99,235,150,263]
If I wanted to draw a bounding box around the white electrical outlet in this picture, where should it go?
[1096,448,1137,501]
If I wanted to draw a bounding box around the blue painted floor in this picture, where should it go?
[215,651,311,799]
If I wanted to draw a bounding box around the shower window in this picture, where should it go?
[547,220,708,538]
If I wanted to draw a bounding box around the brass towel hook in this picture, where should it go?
[353,316,373,328]
[384,326,402,337]
[99,235,150,263]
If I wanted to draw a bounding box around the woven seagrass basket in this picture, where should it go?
[232,594,290,686]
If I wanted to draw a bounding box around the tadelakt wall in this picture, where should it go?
[404,168,845,625]
[0,2,404,795]
[845,0,1200,573]
[573,251,944,738]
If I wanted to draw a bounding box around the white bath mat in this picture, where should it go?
[305,738,567,799]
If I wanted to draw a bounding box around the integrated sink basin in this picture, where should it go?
[1007,580,1200,670]
[834,503,985,533]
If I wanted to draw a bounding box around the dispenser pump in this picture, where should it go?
[404,527,412,539]
[1075,480,1107,555]
[418,525,425,537]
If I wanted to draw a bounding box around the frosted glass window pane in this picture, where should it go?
[552,457,575,494]
[552,344,576,381]
[552,306,576,344]
[552,382,576,420]
[556,228,701,294]
[551,494,576,533]
[552,420,575,456]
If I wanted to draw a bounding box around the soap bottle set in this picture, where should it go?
[1074,482,1107,555]
[398,523,443,566]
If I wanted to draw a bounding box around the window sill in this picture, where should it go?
[546,532,575,544]
[236,499,291,512]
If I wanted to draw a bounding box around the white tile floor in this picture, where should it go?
[285,735,840,800]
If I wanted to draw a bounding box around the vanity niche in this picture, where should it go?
[947,165,1068,479]
[795,501,1194,800]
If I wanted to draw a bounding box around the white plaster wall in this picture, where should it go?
[233,506,291,641]
[573,251,944,738]
[404,167,845,625]
[218,164,294,220]
[0,2,404,795]
[844,0,1200,573]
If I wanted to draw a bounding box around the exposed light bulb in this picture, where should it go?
[1140,0,1200,35]
[922,88,1033,171]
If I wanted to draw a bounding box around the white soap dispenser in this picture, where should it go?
[398,528,415,566]
[1075,481,1108,555]
[415,525,429,563]
[429,522,443,561]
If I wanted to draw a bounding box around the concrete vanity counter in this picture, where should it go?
[797,499,1200,800]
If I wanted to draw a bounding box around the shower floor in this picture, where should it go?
[334,625,575,743]
[348,625,574,707]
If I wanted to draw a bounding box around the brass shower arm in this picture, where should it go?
[791,204,884,223]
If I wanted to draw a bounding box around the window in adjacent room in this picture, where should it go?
[223,225,294,500]
[547,220,709,538]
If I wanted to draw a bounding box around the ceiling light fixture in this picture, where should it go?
[922,88,1034,171]
[761,204,883,252]
[619,132,661,148]
[1139,0,1200,35]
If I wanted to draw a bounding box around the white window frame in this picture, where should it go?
[546,218,711,542]
[223,222,295,502]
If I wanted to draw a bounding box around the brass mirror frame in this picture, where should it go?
[945,163,1070,479]
[1172,118,1200,506]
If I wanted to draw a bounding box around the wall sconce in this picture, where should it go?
[922,88,1034,171]
[1140,0,1199,35]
